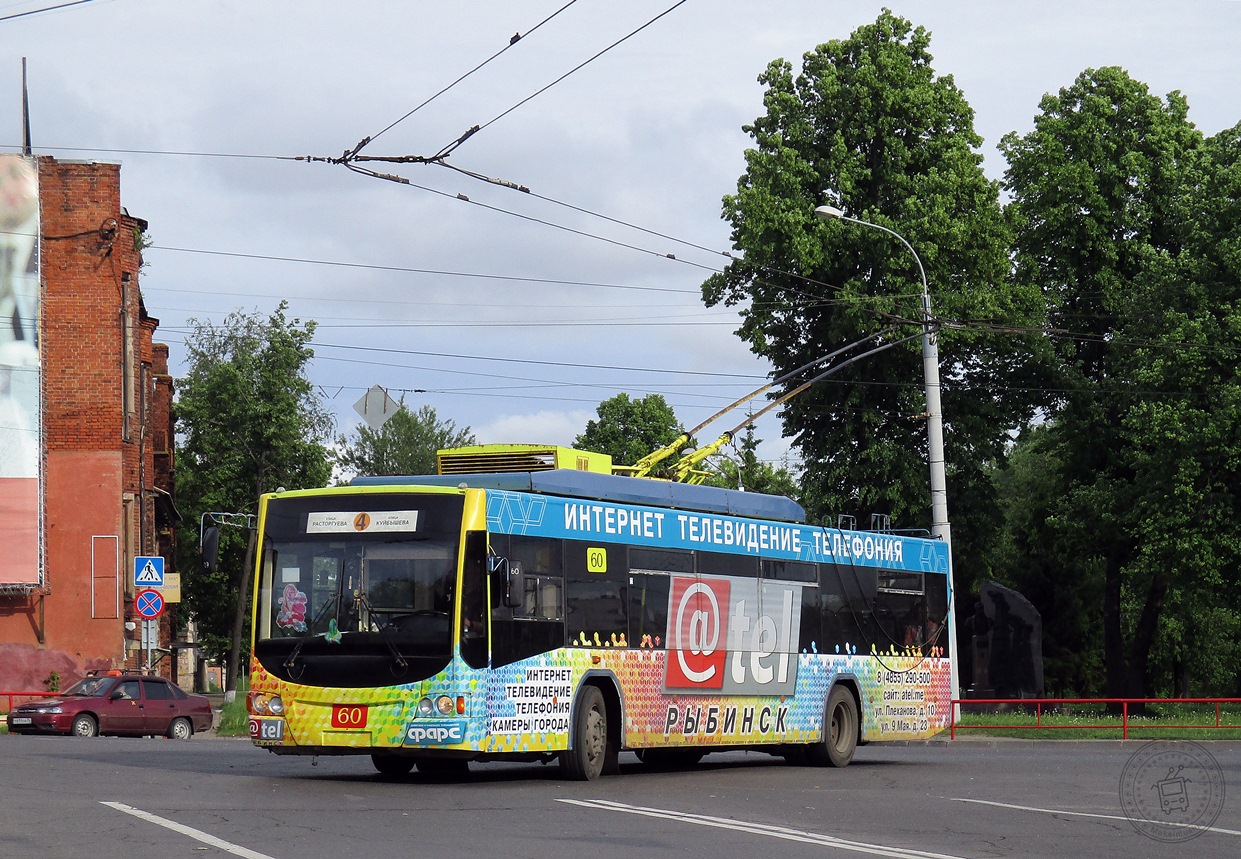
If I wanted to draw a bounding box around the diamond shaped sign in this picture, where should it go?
[353,385,398,431]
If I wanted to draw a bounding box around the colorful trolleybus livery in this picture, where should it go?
[247,459,952,779]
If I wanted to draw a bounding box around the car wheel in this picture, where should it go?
[71,714,99,738]
[167,717,194,740]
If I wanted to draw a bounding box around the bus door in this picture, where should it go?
[487,533,565,669]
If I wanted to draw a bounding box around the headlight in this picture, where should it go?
[417,697,434,716]
[250,693,269,715]
[436,696,454,716]
[267,696,284,715]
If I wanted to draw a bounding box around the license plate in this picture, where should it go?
[10,716,32,725]
[249,717,284,743]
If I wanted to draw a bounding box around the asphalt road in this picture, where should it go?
[1,735,1237,859]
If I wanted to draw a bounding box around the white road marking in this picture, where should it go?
[101,801,279,859]
[950,797,1241,837]
[557,798,974,858]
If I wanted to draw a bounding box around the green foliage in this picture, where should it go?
[574,393,685,467]
[174,303,333,664]
[956,703,1241,740]
[216,696,250,736]
[335,401,475,480]
[996,70,1241,698]
[702,10,1043,590]
[990,426,1104,697]
[703,424,802,500]
[997,67,1221,698]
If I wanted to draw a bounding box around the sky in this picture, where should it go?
[3,0,1239,472]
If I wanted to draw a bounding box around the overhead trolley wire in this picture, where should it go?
[436,0,692,159]
[346,0,584,158]
[0,0,103,23]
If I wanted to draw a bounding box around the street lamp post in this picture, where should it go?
[813,204,961,712]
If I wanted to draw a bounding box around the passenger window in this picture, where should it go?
[143,680,174,700]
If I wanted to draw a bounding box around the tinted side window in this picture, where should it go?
[761,558,818,583]
[697,550,758,579]
[142,680,174,700]
[630,548,692,575]
[925,573,949,656]
[820,562,878,652]
[627,547,686,649]
[628,573,668,648]
[565,541,628,646]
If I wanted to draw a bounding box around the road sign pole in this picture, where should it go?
[144,619,153,672]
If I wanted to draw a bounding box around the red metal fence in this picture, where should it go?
[1,691,49,715]
[952,697,1241,739]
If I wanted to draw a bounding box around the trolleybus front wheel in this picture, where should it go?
[371,753,415,777]
[807,684,858,768]
[560,685,607,780]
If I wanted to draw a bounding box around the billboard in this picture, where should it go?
[0,154,41,585]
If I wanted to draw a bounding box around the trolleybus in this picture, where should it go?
[246,446,952,779]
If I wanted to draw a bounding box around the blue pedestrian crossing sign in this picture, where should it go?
[134,556,165,587]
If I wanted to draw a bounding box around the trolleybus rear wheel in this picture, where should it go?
[807,685,858,768]
[560,685,607,780]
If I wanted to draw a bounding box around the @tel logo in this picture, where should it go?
[1119,740,1225,842]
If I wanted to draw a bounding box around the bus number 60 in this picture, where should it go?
[332,704,368,729]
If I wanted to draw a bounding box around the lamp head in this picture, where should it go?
[814,205,844,222]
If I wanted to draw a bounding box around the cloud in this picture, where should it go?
[475,409,595,448]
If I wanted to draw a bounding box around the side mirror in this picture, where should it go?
[489,555,525,609]
[506,561,525,609]
[201,526,220,575]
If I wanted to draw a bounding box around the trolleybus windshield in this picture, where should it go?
[252,493,465,687]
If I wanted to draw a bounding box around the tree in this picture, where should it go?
[702,11,1043,589]
[999,67,1206,699]
[1110,121,1241,696]
[175,303,333,694]
[704,424,802,501]
[574,393,684,467]
[990,425,1103,697]
[335,401,475,479]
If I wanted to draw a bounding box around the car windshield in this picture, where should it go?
[61,676,116,697]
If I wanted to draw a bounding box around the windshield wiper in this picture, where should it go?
[355,590,409,674]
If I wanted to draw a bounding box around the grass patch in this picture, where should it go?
[216,696,250,737]
[954,702,1241,739]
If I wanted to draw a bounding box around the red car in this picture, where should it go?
[6,671,214,739]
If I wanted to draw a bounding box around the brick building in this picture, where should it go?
[0,154,180,692]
